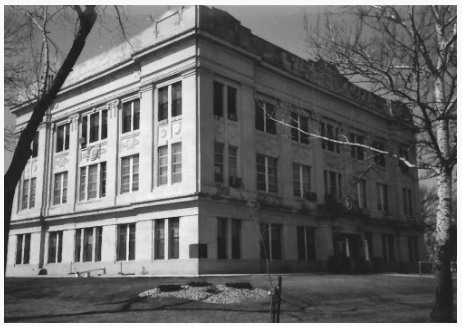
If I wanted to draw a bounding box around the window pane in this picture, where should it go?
[158,147,168,186]
[81,116,88,148]
[75,229,82,262]
[95,227,103,262]
[90,113,99,143]
[217,218,227,259]
[122,102,131,133]
[62,172,68,204]
[170,218,179,259]
[290,112,299,141]
[48,232,57,263]
[228,146,237,178]
[32,132,39,158]
[306,228,316,260]
[16,235,23,265]
[100,162,106,197]
[101,109,108,139]
[56,125,64,152]
[133,99,140,130]
[23,234,31,264]
[256,154,266,191]
[172,143,182,183]
[267,157,278,193]
[260,223,270,260]
[117,225,127,261]
[121,157,131,193]
[214,143,224,182]
[302,165,311,193]
[129,224,136,260]
[172,82,182,117]
[271,224,282,260]
[158,87,168,121]
[80,167,87,201]
[22,179,29,210]
[227,86,237,120]
[156,220,165,259]
[132,155,139,191]
[88,164,98,199]
[53,174,61,205]
[65,125,70,150]
[265,103,277,134]
[255,100,265,131]
[297,227,305,260]
[83,228,93,262]
[231,219,241,259]
[214,82,224,117]
[293,163,301,197]
[29,178,36,208]
[300,116,309,144]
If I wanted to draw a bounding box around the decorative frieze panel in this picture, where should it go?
[80,142,107,164]
[159,124,168,142]
[120,133,140,152]
[214,119,224,142]
[54,153,69,172]
[227,123,238,139]
[293,146,312,163]
[171,119,182,138]
[70,114,79,131]
[107,100,119,119]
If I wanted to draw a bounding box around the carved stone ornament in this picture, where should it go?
[121,136,140,151]
[70,114,79,131]
[228,124,237,139]
[55,154,69,168]
[159,126,168,139]
[108,100,119,119]
[214,122,223,136]
[24,163,31,179]
[90,146,100,161]
[172,121,182,136]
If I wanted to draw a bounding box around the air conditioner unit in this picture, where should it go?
[229,176,242,188]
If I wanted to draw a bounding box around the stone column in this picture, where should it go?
[68,114,80,209]
[345,238,350,257]
[364,240,370,261]
[106,100,119,203]
[139,86,153,193]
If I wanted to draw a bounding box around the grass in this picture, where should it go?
[4,274,457,322]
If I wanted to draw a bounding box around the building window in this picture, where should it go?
[217,217,227,259]
[122,99,140,134]
[15,234,31,265]
[155,220,165,259]
[381,234,395,262]
[214,81,237,121]
[373,141,386,167]
[408,236,419,262]
[214,142,224,183]
[53,172,68,205]
[158,81,182,122]
[256,154,278,193]
[403,188,413,216]
[321,122,340,153]
[260,223,282,260]
[324,170,342,203]
[290,112,309,144]
[293,163,311,198]
[74,227,103,263]
[21,177,36,210]
[121,155,139,194]
[228,145,238,184]
[158,146,168,186]
[376,183,389,212]
[297,227,316,261]
[79,162,106,201]
[255,100,276,134]
[357,179,367,209]
[231,219,241,259]
[172,143,182,184]
[56,123,70,152]
[398,147,410,173]
[365,232,374,257]
[117,224,135,261]
[169,218,179,259]
[81,109,108,148]
[350,133,365,160]
[31,132,39,158]
[48,231,63,263]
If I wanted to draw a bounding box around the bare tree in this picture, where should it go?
[3,5,130,272]
[294,5,456,322]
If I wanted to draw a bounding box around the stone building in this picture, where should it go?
[6,6,426,276]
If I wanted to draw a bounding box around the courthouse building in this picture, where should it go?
[7,6,426,276]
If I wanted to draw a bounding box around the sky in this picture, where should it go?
[4,5,320,172]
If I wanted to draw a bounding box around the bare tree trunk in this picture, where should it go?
[4,6,97,273]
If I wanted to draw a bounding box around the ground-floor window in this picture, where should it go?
[381,234,395,262]
[297,227,316,261]
[153,218,180,260]
[117,224,135,261]
[48,231,63,263]
[169,218,179,259]
[231,219,241,259]
[16,234,31,265]
[217,218,227,259]
[260,223,282,260]
[74,227,103,263]
[408,236,419,262]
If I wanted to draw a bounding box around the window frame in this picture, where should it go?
[407,236,419,262]
[403,188,413,216]
[169,218,180,259]
[120,155,139,194]
[79,162,107,201]
[48,231,63,264]
[154,219,165,260]
[117,223,136,261]
[255,100,277,134]
[217,217,227,259]
[31,132,39,158]
[56,123,70,153]
[290,112,309,144]
[350,133,365,160]
[53,172,68,206]
[321,121,341,153]
[373,141,387,167]
[376,183,389,212]
[357,179,367,209]
[15,233,31,265]
[121,99,140,134]
[20,177,36,210]
[293,163,311,198]
[213,81,238,121]
[297,226,316,261]
[323,170,342,202]
[256,154,278,193]
[171,142,182,184]
[158,146,168,186]
[81,108,109,147]
[381,234,395,262]
[214,142,224,183]
[158,81,182,122]
[259,223,283,261]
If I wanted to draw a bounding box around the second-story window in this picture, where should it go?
[324,170,342,203]
[357,179,367,209]
[121,155,139,194]
[403,188,413,216]
[79,162,107,201]
[56,123,70,153]
[321,122,340,153]
[399,147,410,173]
[214,142,224,183]
[172,143,182,184]
[158,81,182,122]
[122,100,140,134]
[214,81,238,121]
[158,146,168,186]
[373,141,387,167]
[290,112,309,144]
[350,133,365,160]
[53,172,68,205]
[255,100,276,134]
[31,132,39,158]
[256,154,278,193]
[228,145,238,184]
[21,177,36,210]
[293,163,311,198]
[376,183,389,212]
[81,109,108,148]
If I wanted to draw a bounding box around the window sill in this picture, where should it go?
[172,115,182,122]
[255,130,277,138]
[120,130,140,139]
[77,197,105,205]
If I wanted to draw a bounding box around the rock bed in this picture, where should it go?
[139,284,269,304]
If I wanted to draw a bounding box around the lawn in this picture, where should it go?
[4,274,456,322]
